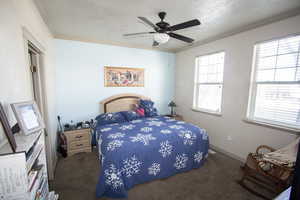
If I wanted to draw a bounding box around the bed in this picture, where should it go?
[94,94,209,198]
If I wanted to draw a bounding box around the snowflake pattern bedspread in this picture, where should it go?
[95,115,209,198]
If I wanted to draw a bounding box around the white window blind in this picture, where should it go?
[193,52,225,114]
[248,35,300,129]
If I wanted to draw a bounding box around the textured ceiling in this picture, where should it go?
[34,0,300,52]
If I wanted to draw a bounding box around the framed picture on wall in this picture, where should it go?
[104,66,144,87]
[11,101,45,135]
[0,103,17,152]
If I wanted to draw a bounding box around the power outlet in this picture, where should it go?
[227,136,232,141]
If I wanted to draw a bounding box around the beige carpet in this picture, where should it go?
[50,150,265,200]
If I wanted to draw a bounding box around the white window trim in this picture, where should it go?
[191,107,222,116]
[193,51,225,115]
[243,118,300,133]
[246,35,300,132]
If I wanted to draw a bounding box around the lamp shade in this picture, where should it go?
[168,101,176,107]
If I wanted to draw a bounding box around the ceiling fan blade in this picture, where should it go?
[168,19,201,31]
[152,41,159,47]
[168,32,194,43]
[138,17,158,29]
[123,32,155,37]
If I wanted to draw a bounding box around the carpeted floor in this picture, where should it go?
[50,150,264,200]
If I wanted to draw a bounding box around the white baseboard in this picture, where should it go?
[210,144,246,163]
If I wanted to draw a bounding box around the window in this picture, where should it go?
[247,35,300,130]
[193,52,225,114]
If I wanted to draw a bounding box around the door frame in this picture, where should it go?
[22,27,57,180]
[28,43,44,114]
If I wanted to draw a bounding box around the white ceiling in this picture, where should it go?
[34,0,300,52]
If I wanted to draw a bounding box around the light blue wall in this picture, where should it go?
[54,39,175,123]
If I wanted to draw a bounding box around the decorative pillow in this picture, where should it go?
[139,99,158,117]
[144,107,158,117]
[95,112,126,126]
[135,108,145,117]
[139,99,154,108]
[121,111,142,121]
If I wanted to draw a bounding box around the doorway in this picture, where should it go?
[25,38,56,180]
[28,43,43,113]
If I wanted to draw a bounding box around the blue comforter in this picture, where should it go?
[95,115,209,198]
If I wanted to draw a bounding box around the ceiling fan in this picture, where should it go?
[123,12,201,46]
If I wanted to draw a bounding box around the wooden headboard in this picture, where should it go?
[100,93,150,113]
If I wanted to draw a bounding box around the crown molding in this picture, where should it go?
[54,34,175,53]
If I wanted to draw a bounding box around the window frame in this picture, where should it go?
[193,51,226,115]
[246,34,300,131]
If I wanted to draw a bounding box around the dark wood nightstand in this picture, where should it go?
[165,114,183,121]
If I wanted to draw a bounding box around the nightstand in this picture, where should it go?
[63,128,91,156]
[165,114,183,121]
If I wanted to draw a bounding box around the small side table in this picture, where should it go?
[63,128,91,157]
[165,114,183,121]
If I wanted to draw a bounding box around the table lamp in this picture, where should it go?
[168,101,176,116]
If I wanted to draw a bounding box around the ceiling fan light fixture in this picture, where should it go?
[154,33,170,44]
[125,12,200,46]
